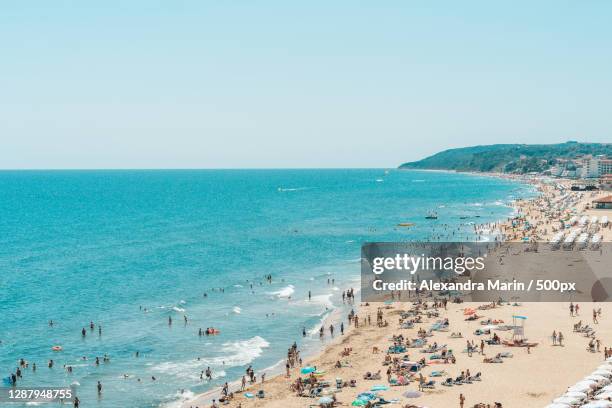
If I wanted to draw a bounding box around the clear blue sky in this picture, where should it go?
[1,1,611,169]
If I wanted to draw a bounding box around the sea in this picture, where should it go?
[0,169,536,407]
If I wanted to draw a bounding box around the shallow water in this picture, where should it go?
[0,169,535,407]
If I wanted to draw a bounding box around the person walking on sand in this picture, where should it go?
[576,304,580,316]
[593,309,598,324]
[341,322,344,335]
[329,324,334,337]
[552,330,557,345]
[570,303,574,317]
[241,375,246,391]
[459,393,465,408]
[558,332,564,346]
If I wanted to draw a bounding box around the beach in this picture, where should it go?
[183,174,612,408]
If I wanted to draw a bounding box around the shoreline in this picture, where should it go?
[181,171,560,408]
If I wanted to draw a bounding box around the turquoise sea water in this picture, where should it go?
[0,169,535,407]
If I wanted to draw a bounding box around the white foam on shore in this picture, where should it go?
[269,284,295,298]
[218,336,270,366]
[310,293,334,308]
[150,337,268,382]
[172,306,185,313]
[161,390,196,408]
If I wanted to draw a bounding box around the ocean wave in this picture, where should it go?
[232,306,242,314]
[277,187,310,192]
[269,284,294,298]
[218,336,270,366]
[171,306,185,313]
[161,390,196,408]
[308,311,331,336]
[310,293,334,308]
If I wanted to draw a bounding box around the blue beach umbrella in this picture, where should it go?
[351,400,367,407]
[301,366,316,374]
[371,385,389,391]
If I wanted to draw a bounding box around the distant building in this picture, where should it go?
[592,195,612,209]
[600,159,612,176]
[601,174,612,191]
[579,156,612,179]
[581,155,600,178]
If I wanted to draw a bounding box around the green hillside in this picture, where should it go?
[399,142,612,173]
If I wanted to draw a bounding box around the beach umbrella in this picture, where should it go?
[568,382,595,393]
[357,392,376,401]
[599,364,612,372]
[318,396,334,404]
[545,404,571,408]
[301,366,316,374]
[586,375,611,385]
[553,396,582,405]
[563,391,587,399]
[582,402,612,408]
[482,324,498,330]
[351,400,367,406]
[595,392,612,400]
[594,370,612,378]
[403,390,423,398]
[371,385,389,391]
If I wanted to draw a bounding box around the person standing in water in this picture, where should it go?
[97,381,102,394]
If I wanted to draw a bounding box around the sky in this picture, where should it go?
[1,1,611,169]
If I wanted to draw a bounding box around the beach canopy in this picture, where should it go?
[582,401,612,408]
[403,390,423,398]
[568,382,595,392]
[553,396,582,405]
[585,374,611,384]
[371,385,389,391]
[512,315,527,320]
[563,391,587,399]
[595,392,612,400]
[357,392,377,400]
[593,370,612,378]
[301,366,316,374]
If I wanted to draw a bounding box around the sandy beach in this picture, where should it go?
[184,175,612,408]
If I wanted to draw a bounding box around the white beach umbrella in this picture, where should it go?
[568,381,596,393]
[586,375,611,385]
[553,396,581,405]
[582,401,612,408]
[594,370,612,378]
[602,385,612,393]
[594,392,612,400]
[599,365,612,372]
[545,404,571,408]
[563,391,587,400]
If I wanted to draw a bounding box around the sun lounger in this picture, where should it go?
[422,380,435,389]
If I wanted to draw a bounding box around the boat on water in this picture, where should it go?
[425,211,438,220]
[397,222,415,227]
